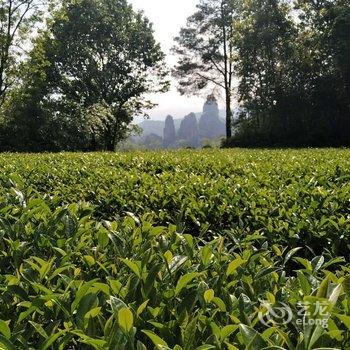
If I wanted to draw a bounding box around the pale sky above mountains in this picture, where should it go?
[129,0,223,121]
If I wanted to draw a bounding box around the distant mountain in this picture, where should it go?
[138,110,226,138]
[137,120,164,138]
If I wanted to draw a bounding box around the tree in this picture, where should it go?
[0,50,69,151]
[0,0,46,106]
[333,1,350,100]
[292,0,350,145]
[172,0,236,139]
[333,1,350,93]
[226,0,350,147]
[233,0,297,144]
[3,0,169,151]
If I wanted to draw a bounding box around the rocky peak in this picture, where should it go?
[199,95,225,139]
[163,115,176,148]
[177,113,199,148]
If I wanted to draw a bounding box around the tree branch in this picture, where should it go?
[196,72,225,89]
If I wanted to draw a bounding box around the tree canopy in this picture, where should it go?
[0,0,168,151]
[173,0,236,139]
[224,0,350,147]
[174,0,350,147]
[1,0,350,151]
[0,0,47,106]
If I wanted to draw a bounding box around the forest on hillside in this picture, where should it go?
[0,0,349,151]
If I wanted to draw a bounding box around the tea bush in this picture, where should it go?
[0,149,349,349]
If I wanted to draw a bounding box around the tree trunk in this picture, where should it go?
[106,142,115,152]
[225,89,232,139]
[107,120,119,152]
[220,1,233,140]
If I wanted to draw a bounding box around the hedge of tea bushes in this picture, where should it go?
[0,149,349,349]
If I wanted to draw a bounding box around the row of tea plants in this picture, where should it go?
[0,149,349,349]
[0,149,349,256]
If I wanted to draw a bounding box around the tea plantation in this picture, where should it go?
[0,149,349,349]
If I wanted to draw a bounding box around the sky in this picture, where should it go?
[129,0,219,121]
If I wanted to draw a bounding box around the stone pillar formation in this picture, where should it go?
[163,115,176,148]
[177,113,199,148]
[199,94,225,140]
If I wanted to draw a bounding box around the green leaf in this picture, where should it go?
[71,279,99,313]
[182,318,197,350]
[297,271,311,295]
[316,275,330,299]
[204,289,215,303]
[71,330,107,350]
[122,259,142,279]
[149,226,165,237]
[84,307,101,319]
[328,284,342,306]
[311,256,325,272]
[334,313,350,330]
[142,330,168,348]
[97,229,109,248]
[29,321,48,338]
[0,321,10,339]
[201,246,213,266]
[0,335,16,350]
[164,251,173,266]
[294,257,312,271]
[239,325,268,348]
[224,343,239,350]
[169,256,188,273]
[175,272,198,295]
[220,325,238,341]
[226,257,246,276]
[137,341,147,350]
[76,293,98,329]
[39,330,67,350]
[255,267,279,280]
[212,297,227,312]
[118,307,134,333]
[137,300,149,317]
[283,247,302,265]
[83,255,95,267]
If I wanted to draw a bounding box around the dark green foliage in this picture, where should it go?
[231,0,350,147]
[0,0,47,106]
[0,0,168,152]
